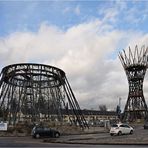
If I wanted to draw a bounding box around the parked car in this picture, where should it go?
[31,126,60,138]
[110,123,134,136]
[144,121,148,129]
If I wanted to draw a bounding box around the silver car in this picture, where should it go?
[110,123,134,136]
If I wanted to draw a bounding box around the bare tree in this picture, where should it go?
[99,105,107,111]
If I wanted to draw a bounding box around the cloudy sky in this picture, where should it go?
[0,1,148,111]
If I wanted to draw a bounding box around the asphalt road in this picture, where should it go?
[52,125,148,145]
[0,136,148,147]
[0,125,148,147]
[0,137,147,148]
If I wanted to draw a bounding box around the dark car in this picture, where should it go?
[31,126,60,138]
[144,121,148,129]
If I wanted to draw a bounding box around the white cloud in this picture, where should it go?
[0,19,148,111]
[74,5,80,15]
[62,5,80,16]
[97,1,148,27]
[63,7,71,14]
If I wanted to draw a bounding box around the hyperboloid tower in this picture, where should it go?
[119,45,148,122]
[0,63,88,128]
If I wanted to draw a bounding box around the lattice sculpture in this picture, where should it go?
[119,45,148,122]
[0,63,88,128]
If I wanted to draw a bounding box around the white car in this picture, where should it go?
[110,123,134,136]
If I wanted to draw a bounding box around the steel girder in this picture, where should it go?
[0,63,88,128]
[119,45,148,122]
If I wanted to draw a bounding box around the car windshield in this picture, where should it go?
[112,124,118,127]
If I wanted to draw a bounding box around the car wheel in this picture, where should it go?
[130,130,133,134]
[110,133,114,136]
[35,134,40,139]
[118,131,122,136]
[54,132,60,138]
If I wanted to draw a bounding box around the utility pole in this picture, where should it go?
[116,98,122,122]
[119,98,121,111]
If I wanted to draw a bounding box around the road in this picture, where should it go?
[0,137,147,148]
[0,125,148,147]
[53,125,148,144]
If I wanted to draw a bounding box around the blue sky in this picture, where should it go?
[0,1,148,110]
[0,1,148,36]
